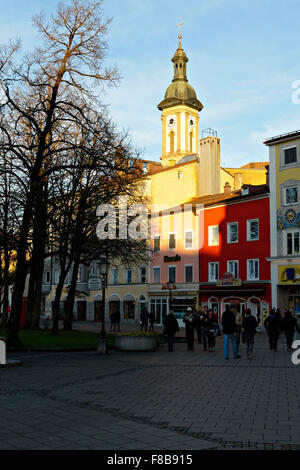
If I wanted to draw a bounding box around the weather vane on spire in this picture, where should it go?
[177,21,184,48]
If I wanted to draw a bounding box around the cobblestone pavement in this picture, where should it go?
[1,332,300,450]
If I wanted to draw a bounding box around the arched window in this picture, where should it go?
[189,131,193,152]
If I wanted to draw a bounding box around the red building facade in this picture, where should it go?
[199,185,271,325]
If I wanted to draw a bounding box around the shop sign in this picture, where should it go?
[164,255,181,262]
[216,272,242,286]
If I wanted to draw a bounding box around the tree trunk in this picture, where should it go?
[27,184,48,330]
[6,197,33,347]
[51,273,65,335]
[64,258,80,331]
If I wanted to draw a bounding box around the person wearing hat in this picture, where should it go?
[183,307,196,351]
[242,308,258,359]
[163,310,180,352]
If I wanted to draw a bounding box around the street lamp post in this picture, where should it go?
[167,281,174,312]
[97,257,108,354]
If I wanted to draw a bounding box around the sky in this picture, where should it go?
[1,0,300,167]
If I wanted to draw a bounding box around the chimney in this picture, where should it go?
[224,182,231,194]
[234,172,243,190]
[265,164,269,186]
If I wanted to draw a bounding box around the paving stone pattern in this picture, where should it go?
[1,332,300,450]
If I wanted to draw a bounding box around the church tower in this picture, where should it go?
[158,33,203,167]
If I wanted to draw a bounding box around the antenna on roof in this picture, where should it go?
[202,128,217,138]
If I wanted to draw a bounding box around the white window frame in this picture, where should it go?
[169,232,176,251]
[184,230,193,249]
[247,219,259,241]
[227,222,238,244]
[208,225,219,247]
[153,266,161,284]
[153,235,161,252]
[247,259,259,281]
[184,264,194,283]
[208,262,219,282]
[227,260,239,279]
[284,186,298,206]
[168,265,176,283]
[286,228,300,255]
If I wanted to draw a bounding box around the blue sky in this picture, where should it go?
[1,0,300,167]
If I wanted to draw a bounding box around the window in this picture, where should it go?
[154,235,160,252]
[208,262,219,282]
[185,265,194,283]
[139,267,146,283]
[126,269,132,284]
[77,266,84,282]
[54,270,60,284]
[208,225,219,246]
[247,219,259,241]
[287,230,300,255]
[185,230,193,249]
[178,171,183,179]
[227,260,239,279]
[112,268,118,285]
[168,266,176,283]
[247,259,259,280]
[227,222,238,244]
[169,233,176,250]
[284,147,297,165]
[153,267,161,284]
[45,271,51,284]
[285,187,298,205]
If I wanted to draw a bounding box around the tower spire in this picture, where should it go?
[177,21,184,49]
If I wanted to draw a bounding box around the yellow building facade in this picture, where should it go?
[265,131,300,312]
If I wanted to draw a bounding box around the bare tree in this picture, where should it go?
[0,0,120,345]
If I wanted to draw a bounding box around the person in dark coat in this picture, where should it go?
[280,309,299,351]
[264,308,281,351]
[163,310,180,351]
[110,311,117,332]
[194,310,202,344]
[242,308,258,359]
[206,309,217,352]
[221,305,241,359]
[183,307,195,350]
[200,306,208,350]
[140,308,149,332]
[114,309,121,332]
[148,310,155,332]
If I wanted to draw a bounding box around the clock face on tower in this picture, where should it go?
[168,117,176,127]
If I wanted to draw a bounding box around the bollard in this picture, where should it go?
[0,337,6,365]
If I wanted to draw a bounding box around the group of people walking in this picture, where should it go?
[162,304,300,359]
